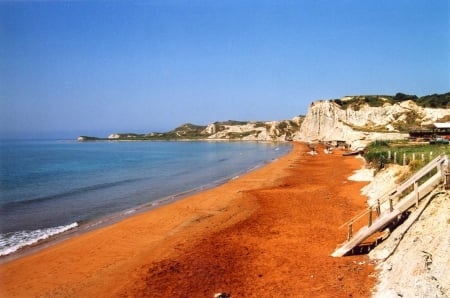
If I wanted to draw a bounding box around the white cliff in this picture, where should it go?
[202,118,303,141]
[294,98,449,148]
[108,133,121,139]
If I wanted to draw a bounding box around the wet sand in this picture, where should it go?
[0,142,375,297]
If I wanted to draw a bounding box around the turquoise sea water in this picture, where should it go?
[0,140,291,256]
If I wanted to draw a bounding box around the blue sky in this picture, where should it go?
[1,0,449,138]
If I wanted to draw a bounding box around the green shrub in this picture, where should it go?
[417,93,450,108]
[369,140,391,148]
[393,93,418,102]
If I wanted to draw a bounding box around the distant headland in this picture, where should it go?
[79,92,450,147]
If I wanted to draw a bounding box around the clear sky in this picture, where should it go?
[1,0,449,139]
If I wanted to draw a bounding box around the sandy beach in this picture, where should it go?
[0,142,376,297]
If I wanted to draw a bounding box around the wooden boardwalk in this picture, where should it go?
[332,154,449,257]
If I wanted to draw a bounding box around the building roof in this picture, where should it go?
[433,122,450,129]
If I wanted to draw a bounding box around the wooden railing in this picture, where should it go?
[332,153,448,257]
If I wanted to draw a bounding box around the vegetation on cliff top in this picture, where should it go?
[113,124,208,140]
[333,92,450,110]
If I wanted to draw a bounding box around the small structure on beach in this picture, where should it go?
[409,122,450,141]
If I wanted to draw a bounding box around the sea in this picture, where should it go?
[0,139,291,257]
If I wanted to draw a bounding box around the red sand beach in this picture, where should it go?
[0,142,375,297]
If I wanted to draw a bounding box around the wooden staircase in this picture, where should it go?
[332,153,449,257]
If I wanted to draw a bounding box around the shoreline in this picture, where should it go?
[1,140,290,262]
[0,153,283,264]
[0,142,376,297]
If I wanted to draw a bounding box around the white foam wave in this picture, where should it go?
[123,209,136,215]
[0,222,78,256]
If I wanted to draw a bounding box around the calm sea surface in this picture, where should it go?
[0,140,291,256]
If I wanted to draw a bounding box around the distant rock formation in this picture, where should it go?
[108,134,120,139]
[201,118,303,141]
[79,92,449,145]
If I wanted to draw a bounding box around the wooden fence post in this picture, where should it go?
[394,152,397,164]
[414,181,419,207]
[445,161,450,190]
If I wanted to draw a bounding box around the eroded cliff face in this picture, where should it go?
[202,117,303,141]
[294,98,449,148]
